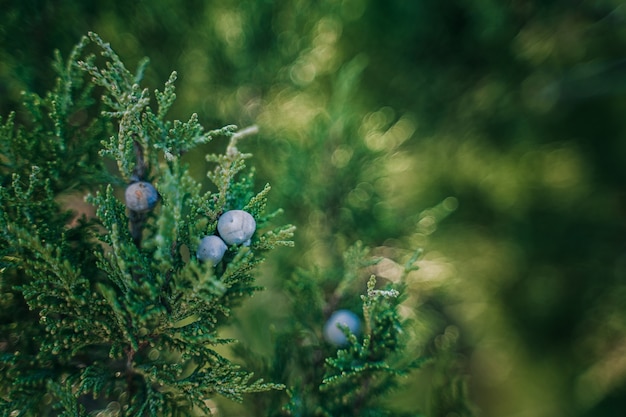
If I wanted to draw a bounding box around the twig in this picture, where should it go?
[131,137,147,182]
[226,125,259,158]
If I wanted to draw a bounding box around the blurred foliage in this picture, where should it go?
[3,0,626,416]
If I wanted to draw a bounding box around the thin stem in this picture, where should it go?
[129,209,147,248]
[226,125,259,158]
[131,137,147,181]
[231,124,259,144]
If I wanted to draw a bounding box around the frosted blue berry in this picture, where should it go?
[217,210,256,245]
[323,309,361,346]
[125,181,158,213]
[196,235,227,264]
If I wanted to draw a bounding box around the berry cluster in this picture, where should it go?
[197,210,257,264]
[124,181,256,266]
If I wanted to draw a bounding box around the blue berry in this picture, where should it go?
[197,235,227,264]
[323,309,361,346]
[125,181,159,213]
[217,210,256,245]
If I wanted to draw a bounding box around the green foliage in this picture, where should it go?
[5,1,626,416]
[318,276,423,416]
[0,29,471,417]
[231,243,429,417]
[0,35,108,193]
[77,32,238,182]
[0,33,294,416]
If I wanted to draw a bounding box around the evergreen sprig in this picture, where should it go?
[253,244,428,417]
[1,33,294,416]
[0,35,108,193]
[320,276,424,415]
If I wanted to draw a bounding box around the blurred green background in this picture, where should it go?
[3,1,626,416]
